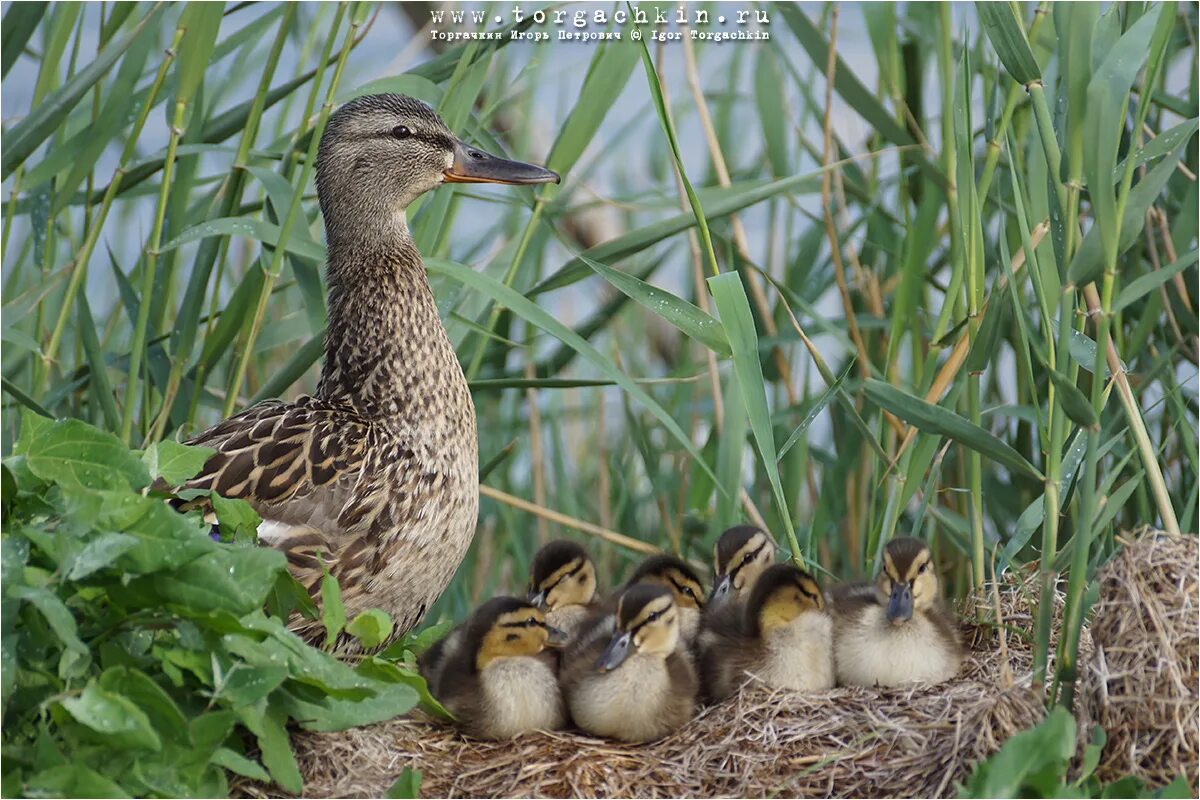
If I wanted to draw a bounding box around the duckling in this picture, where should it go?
[562,584,698,742]
[708,524,776,608]
[432,596,567,740]
[699,564,833,702]
[568,553,706,657]
[830,536,963,687]
[526,540,600,638]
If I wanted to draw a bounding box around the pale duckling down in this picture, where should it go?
[526,540,600,638]
[830,536,963,687]
[562,584,698,743]
[699,564,833,702]
[426,597,567,740]
[708,524,776,608]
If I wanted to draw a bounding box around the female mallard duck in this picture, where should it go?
[173,94,559,649]
[708,524,775,608]
[431,596,567,740]
[526,540,600,638]
[830,536,963,687]
[562,584,698,742]
[699,564,833,702]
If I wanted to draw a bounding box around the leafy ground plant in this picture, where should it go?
[958,707,1191,799]
[0,411,432,797]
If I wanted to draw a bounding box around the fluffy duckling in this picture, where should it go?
[831,536,963,687]
[526,540,600,638]
[431,597,568,739]
[622,554,706,649]
[700,564,833,702]
[562,584,698,742]
[708,524,776,608]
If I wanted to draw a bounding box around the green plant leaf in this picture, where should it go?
[321,570,346,646]
[346,609,393,650]
[66,533,138,581]
[385,767,422,799]
[582,255,730,356]
[1113,251,1199,313]
[14,413,151,491]
[864,379,1043,480]
[60,683,162,752]
[976,1,1042,84]
[156,547,286,614]
[141,440,214,485]
[1047,369,1100,431]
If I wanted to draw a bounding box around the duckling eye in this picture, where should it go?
[917,562,928,575]
[391,124,412,140]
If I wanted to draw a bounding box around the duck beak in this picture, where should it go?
[709,575,732,605]
[886,582,913,624]
[544,624,568,648]
[595,631,632,672]
[527,588,546,608]
[443,139,560,185]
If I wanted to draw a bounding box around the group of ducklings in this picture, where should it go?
[418,527,964,743]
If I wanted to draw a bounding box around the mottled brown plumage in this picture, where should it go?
[178,94,558,650]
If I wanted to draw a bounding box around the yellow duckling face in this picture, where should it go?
[527,541,598,611]
[710,525,776,605]
[473,599,568,671]
[750,564,825,633]
[596,585,679,671]
[626,555,706,612]
[876,537,938,625]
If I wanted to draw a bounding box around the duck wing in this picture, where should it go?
[182,395,372,593]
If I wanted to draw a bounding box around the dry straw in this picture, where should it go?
[1080,530,1198,792]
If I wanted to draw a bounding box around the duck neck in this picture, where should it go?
[317,218,472,426]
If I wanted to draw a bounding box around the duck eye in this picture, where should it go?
[918,562,928,575]
[391,124,412,140]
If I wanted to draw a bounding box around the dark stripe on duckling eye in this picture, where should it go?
[798,585,821,604]
[737,543,765,570]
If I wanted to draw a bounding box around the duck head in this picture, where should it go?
[467,596,567,671]
[876,537,938,626]
[315,93,559,242]
[710,525,775,605]
[596,584,679,672]
[746,563,824,634]
[527,540,597,611]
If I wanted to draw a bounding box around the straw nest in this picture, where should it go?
[243,573,1054,799]
[1079,529,1198,791]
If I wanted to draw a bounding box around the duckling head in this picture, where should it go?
[527,540,598,611]
[596,584,679,671]
[315,93,559,245]
[710,525,776,605]
[747,563,825,633]
[624,554,706,612]
[467,597,568,671]
[876,537,938,626]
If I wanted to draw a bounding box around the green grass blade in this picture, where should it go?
[976,1,1041,84]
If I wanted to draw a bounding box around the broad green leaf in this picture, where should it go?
[77,490,215,573]
[210,494,261,543]
[66,533,138,581]
[60,683,162,752]
[976,1,1042,84]
[210,748,271,783]
[23,765,129,799]
[754,46,789,177]
[346,609,393,650]
[864,379,1043,480]
[141,440,214,485]
[1,3,46,78]
[220,665,288,709]
[385,767,423,799]
[237,702,301,794]
[14,413,151,491]
[426,258,719,486]
[278,680,418,733]
[582,255,730,356]
[98,666,188,743]
[1113,117,1199,181]
[321,570,346,646]
[174,3,223,109]
[10,585,87,655]
[156,547,286,614]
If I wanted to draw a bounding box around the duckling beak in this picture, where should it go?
[544,624,568,648]
[443,139,560,185]
[527,589,547,608]
[709,575,732,605]
[886,582,913,624]
[595,631,632,672]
